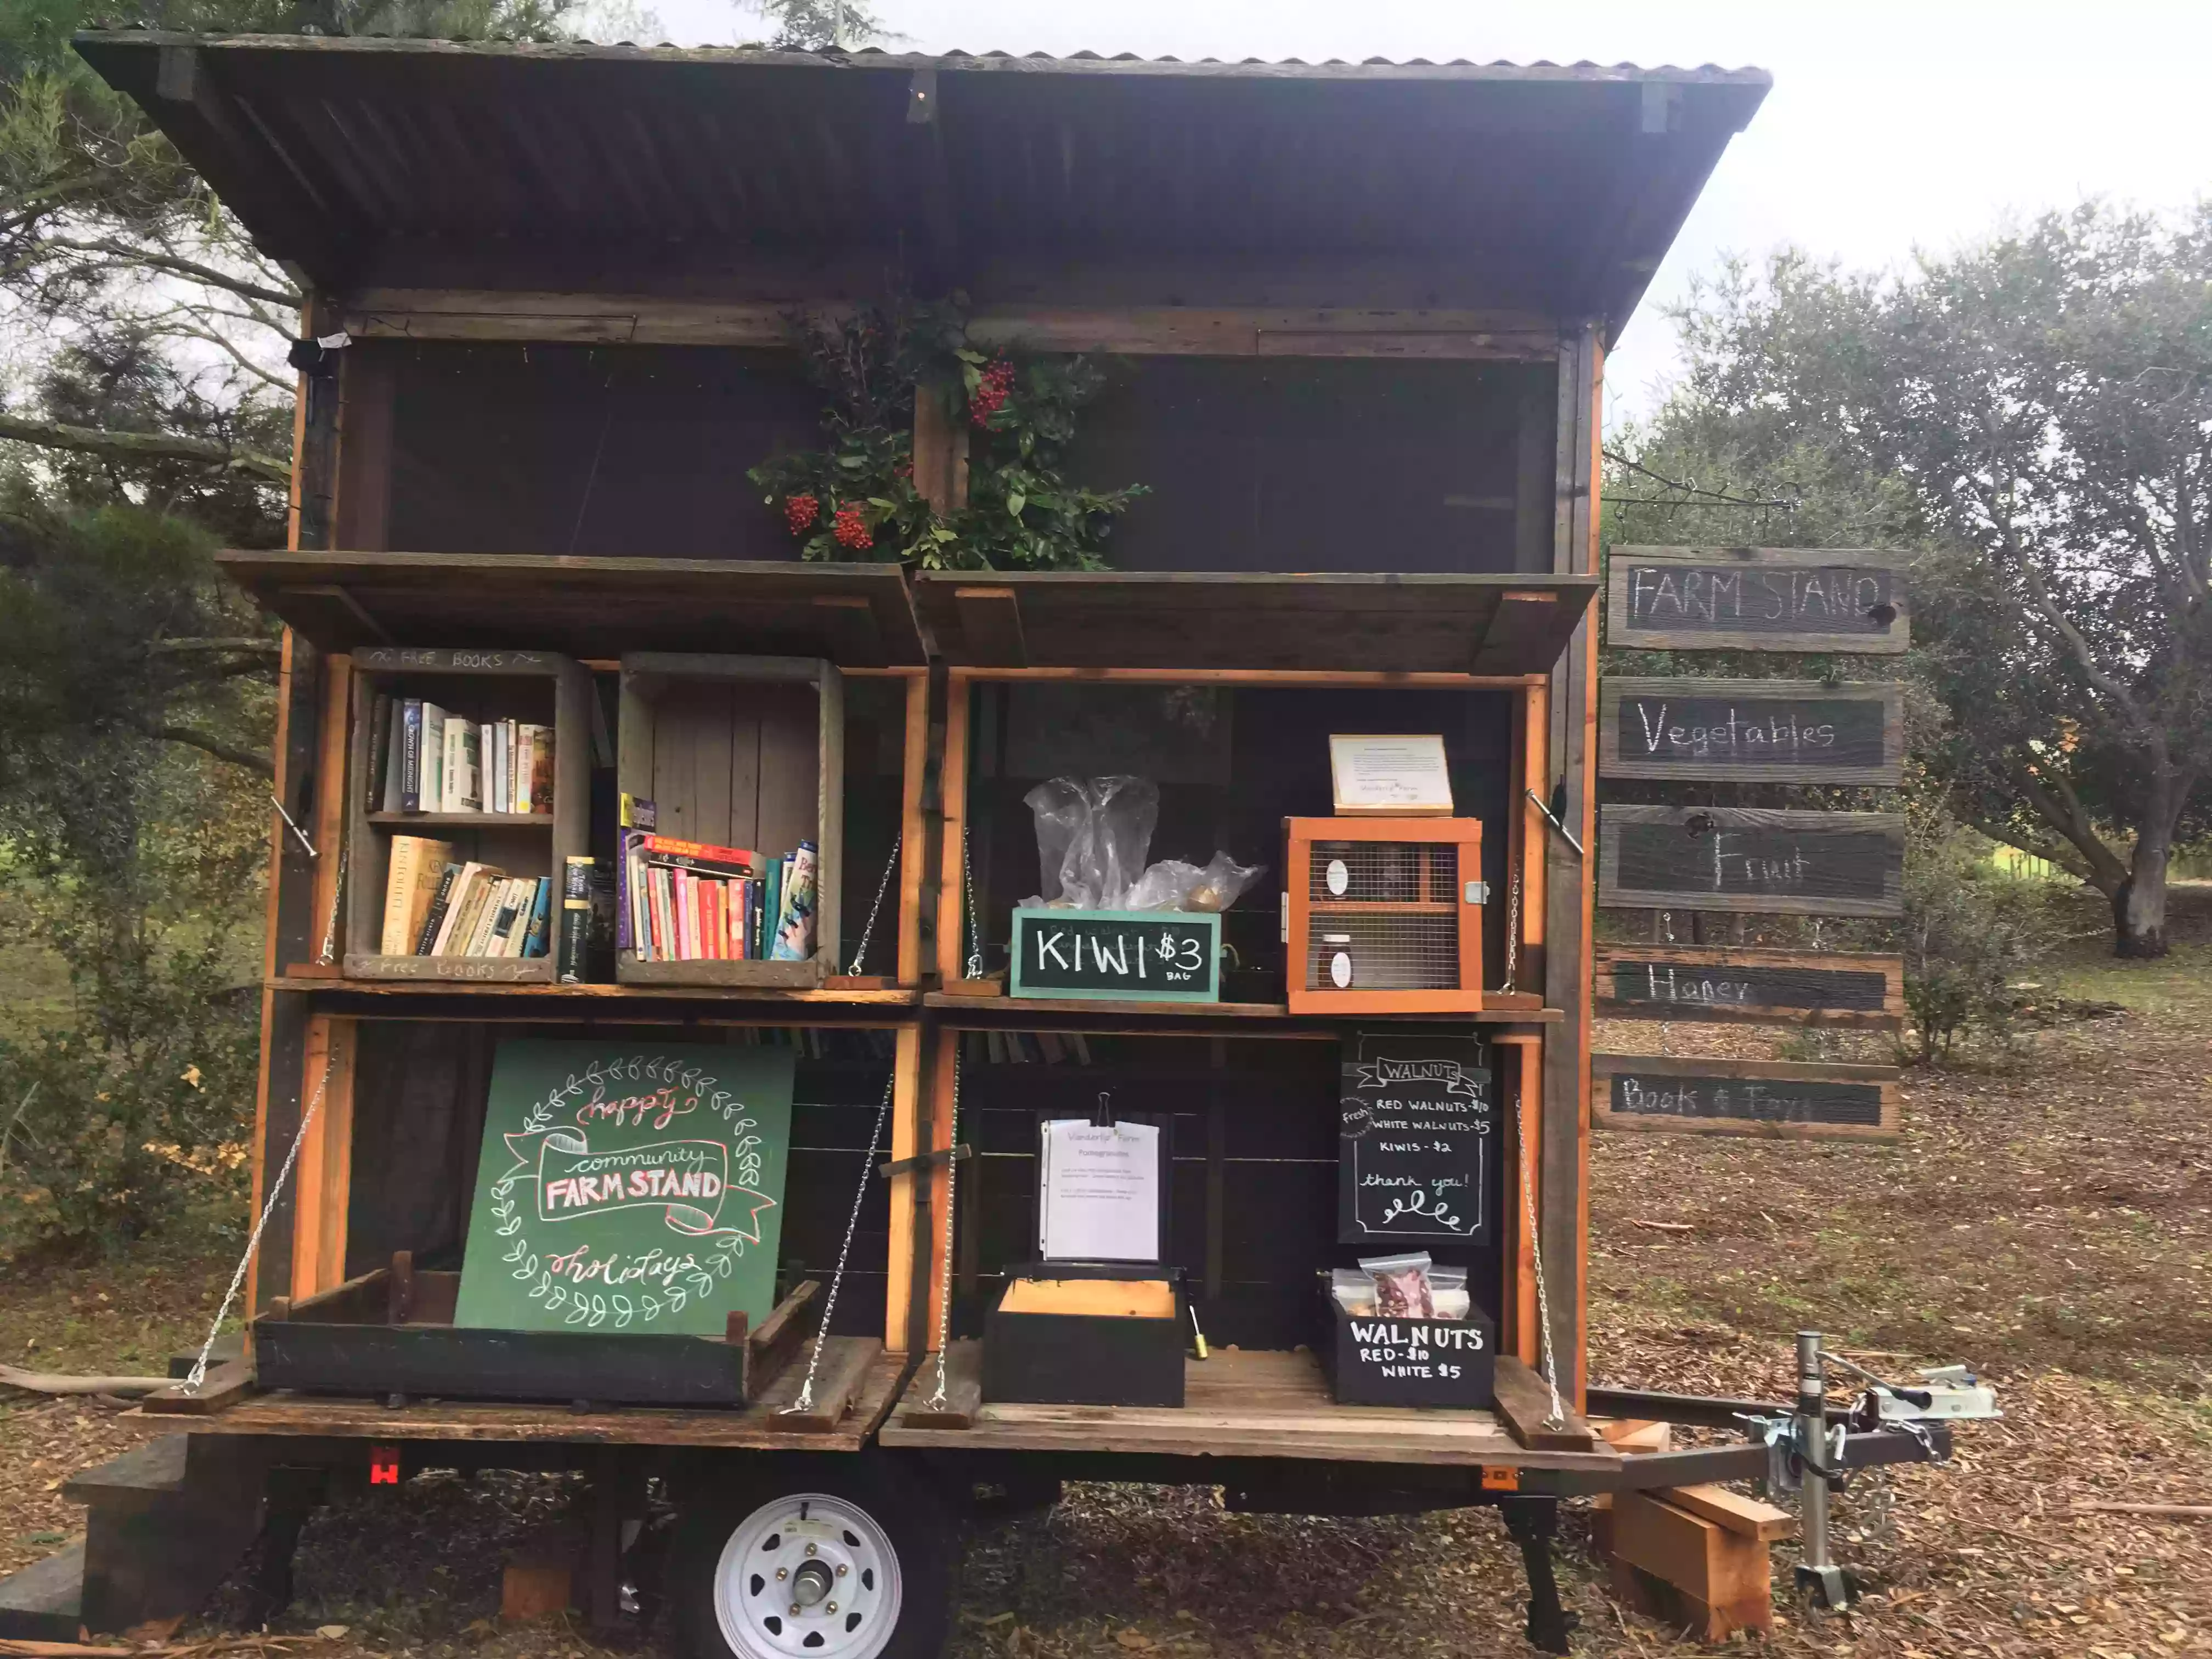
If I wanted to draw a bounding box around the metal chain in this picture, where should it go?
[961,827,983,981]
[1500,872,1521,994]
[315,828,347,966]
[1516,1069,1566,1429]
[185,1052,335,1391]
[844,843,900,977]
[926,1037,964,1407]
[785,1070,893,1415]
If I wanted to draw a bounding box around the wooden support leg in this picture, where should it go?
[1498,1496,1576,1655]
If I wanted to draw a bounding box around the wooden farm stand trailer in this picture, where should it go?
[0,35,1962,1659]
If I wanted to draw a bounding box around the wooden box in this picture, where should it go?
[1284,817,1485,1013]
[981,1266,1187,1408]
[253,1260,823,1408]
[344,648,592,983]
[1008,908,1221,1002]
[615,653,843,988]
[1318,1289,1496,1408]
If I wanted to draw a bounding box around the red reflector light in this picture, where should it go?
[369,1446,401,1486]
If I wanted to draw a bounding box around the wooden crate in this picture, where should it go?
[1284,816,1485,1013]
[344,648,591,983]
[616,653,843,988]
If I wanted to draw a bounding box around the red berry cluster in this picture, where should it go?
[969,357,1015,427]
[832,502,873,551]
[784,493,819,534]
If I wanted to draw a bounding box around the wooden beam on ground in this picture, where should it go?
[1658,1484,1796,1542]
[1606,1489,1775,1642]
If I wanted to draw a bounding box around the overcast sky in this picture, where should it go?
[638,0,2212,426]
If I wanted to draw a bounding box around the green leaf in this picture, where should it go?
[954,349,986,365]
[1006,492,1026,518]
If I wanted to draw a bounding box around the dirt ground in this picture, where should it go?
[2,890,2207,1658]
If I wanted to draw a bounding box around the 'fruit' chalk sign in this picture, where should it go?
[1599,805,1904,917]
[1338,1034,1494,1244]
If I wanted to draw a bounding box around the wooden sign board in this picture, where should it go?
[1338,1033,1495,1246]
[1599,679,1904,786]
[1607,548,1909,654]
[1599,806,1904,917]
[454,1040,796,1336]
[1009,908,1221,1002]
[1592,1054,1900,1143]
[1594,946,1904,1029]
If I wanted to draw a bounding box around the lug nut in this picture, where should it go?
[788,1604,801,1616]
[826,1602,838,1615]
[776,1567,788,1581]
[805,1543,819,1557]
[836,1565,847,1577]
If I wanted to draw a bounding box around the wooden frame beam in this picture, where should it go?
[290,1014,358,1300]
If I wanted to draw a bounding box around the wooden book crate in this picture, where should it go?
[1284,816,1486,1013]
[344,648,591,983]
[615,653,843,988]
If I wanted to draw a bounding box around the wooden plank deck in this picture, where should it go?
[878,1345,1621,1470]
[187,1339,906,1452]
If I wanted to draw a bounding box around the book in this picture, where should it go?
[521,877,552,958]
[441,719,481,814]
[484,878,528,957]
[420,703,449,813]
[399,699,425,812]
[636,834,759,878]
[414,861,463,954]
[464,874,513,956]
[484,722,503,815]
[380,835,457,955]
[558,855,595,983]
[432,862,501,955]
[520,725,552,812]
[619,793,656,830]
[366,694,394,811]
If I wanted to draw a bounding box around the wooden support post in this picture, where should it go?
[934,672,972,984]
[1493,1033,1542,1367]
[896,673,930,986]
[1540,321,1601,1406]
[883,1024,926,1354]
[290,1015,358,1301]
[290,653,351,977]
[921,1027,960,1352]
[952,585,1028,667]
[1520,682,1548,991]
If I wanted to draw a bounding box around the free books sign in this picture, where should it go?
[454,1040,794,1335]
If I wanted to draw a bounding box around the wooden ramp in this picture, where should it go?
[880,1345,1617,1470]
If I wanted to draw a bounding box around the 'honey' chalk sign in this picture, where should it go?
[1606,547,1909,653]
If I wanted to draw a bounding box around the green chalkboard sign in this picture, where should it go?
[1009,907,1221,1002]
[454,1040,796,1336]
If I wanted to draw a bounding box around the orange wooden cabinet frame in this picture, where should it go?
[1284,816,1485,1014]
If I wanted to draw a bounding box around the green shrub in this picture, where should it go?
[1900,809,2061,1063]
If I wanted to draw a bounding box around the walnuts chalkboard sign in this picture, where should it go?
[1338,1034,1495,1245]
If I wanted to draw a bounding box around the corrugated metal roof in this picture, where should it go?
[75,30,1768,335]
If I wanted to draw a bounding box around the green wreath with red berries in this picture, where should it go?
[747,300,1146,570]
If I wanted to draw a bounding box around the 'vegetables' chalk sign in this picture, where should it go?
[1599,678,1903,786]
[1009,907,1221,1002]
[1338,1033,1494,1245]
[454,1039,795,1336]
[1592,1054,1900,1143]
[1594,945,1904,1029]
[1599,805,1904,917]
[1606,547,1909,653]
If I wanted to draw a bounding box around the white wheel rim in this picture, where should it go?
[712,1491,904,1659]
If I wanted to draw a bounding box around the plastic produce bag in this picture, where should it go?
[1123,851,1265,914]
[1022,776,1158,910]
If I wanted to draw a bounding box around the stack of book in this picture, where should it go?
[381,836,554,958]
[366,695,554,815]
[619,827,818,964]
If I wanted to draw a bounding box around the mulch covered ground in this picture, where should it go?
[3,893,2207,1658]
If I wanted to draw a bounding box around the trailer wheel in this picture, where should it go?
[672,1459,951,1659]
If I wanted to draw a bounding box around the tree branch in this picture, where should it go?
[2004,755,2128,893]
[134,719,274,777]
[0,413,289,485]
[27,235,301,309]
[1602,449,1800,509]
[147,637,281,656]
[162,324,291,394]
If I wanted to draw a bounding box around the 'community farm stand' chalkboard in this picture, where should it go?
[455,1040,796,1337]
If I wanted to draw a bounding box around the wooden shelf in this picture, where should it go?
[367,811,554,827]
[879,1345,1613,1470]
[922,992,1561,1027]
[270,977,919,1006]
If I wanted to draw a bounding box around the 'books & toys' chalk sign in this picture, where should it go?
[1338,1034,1494,1245]
[454,1040,795,1336]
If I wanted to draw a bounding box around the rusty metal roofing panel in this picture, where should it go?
[74,30,1769,338]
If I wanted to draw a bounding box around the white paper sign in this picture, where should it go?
[1037,1119,1161,1262]
[1330,734,1454,815]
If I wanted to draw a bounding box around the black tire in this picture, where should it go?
[670,1454,954,1659]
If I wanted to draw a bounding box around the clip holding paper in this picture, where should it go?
[1093,1091,1116,1128]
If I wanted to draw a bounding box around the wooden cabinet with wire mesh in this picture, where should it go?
[1284,817,1486,1013]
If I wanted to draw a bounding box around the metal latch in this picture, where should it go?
[1464,881,1489,904]
[1279,890,1289,943]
